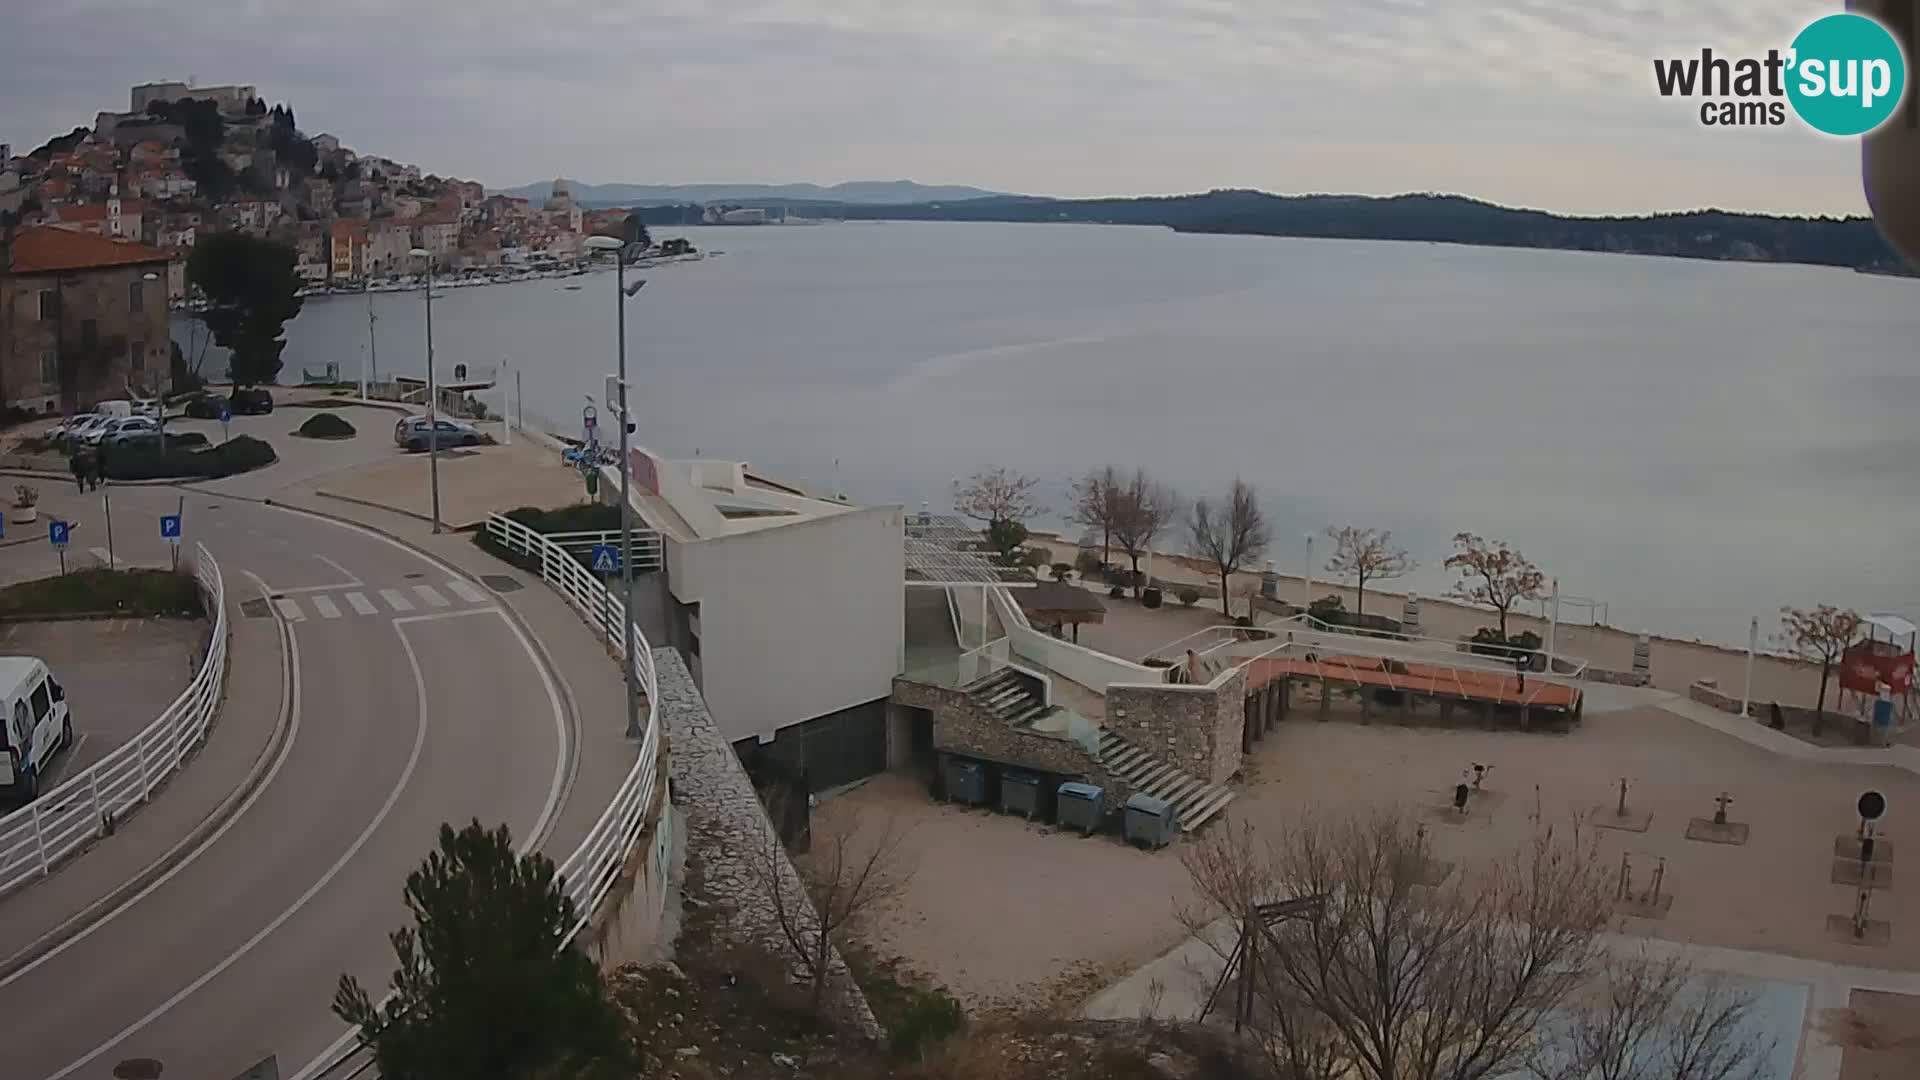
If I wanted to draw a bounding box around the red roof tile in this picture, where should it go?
[5,225,171,273]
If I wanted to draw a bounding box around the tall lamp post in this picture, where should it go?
[409,249,442,533]
[585,232,648,738]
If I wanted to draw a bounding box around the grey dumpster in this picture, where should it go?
[945,758,987,806]
[1001,770,1042,819]
[1124,793,1179,848]
[1057,781,1104,834]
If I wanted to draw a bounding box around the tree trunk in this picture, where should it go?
[1220,572,1232,617]
[1102,527,1110,565]
[1128,554,1143,597]
[1815,662,1833,736]
[1497,605,1509,639]
[811,931,830,1016]
[1356,576,1367,618]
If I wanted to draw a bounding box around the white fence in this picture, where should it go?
[480,512,664,941]
[540,529,664,574]
[0,543,228,898]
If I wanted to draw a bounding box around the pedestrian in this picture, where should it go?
[68,448,87,493]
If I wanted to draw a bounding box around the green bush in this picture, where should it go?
[295,412,357,439]
[888,990,967,1059]
[1073,550,1101,576]
[101,434,277,480]
[1178,586,1201,606]
[472,503,652,577]
[0,568,204,618]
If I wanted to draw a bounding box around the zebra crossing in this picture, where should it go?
[269,580,495,622]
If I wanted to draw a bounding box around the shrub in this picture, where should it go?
[1308,594,1345,618]
[0,568,203,618]
[295,412,357,439]
[166,431,210,450]
[1050,562,1074,582]
[1178,586,1201,606]
[1108,585,1126,599]
[1073,550,1100,576]
[1468,627,1544,664]
[101,435,277,480]
[13,484,38,508]
[889,990,966,1059]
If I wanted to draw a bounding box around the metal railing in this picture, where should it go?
[538,529,665,573]
[312,516,671,1079]
[0,543,228,898]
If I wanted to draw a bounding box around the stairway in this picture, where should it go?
[1096,730,1236,831]
[968,669,1053,728]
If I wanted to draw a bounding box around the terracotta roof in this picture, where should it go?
[5,225,170,273]
[54,200,145,222]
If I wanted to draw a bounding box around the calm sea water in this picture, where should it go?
[186,221,1920,644]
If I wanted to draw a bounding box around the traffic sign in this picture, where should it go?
[48,520,69,548]
[590,544,620,574]
[160,514,182,543]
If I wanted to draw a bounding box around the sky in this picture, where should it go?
[0,0,1879,216]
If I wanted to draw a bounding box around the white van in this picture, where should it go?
[93,400,134,419]
[0,658,71,804]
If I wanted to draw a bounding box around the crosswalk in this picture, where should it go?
[270,580,494,622]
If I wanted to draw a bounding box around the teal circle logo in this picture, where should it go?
[1786,13,1907,136]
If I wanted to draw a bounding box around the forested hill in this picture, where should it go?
[813,190,1909,274]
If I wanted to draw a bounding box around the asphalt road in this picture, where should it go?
[0,490,573,1080]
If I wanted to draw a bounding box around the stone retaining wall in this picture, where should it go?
[658,649,882,1041]
[1585,667,1652,687]
[893,676,1136,806]
[1106,667,1246,786]
[1689,678,1823,729]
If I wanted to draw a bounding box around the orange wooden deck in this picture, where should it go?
[1246,654,1581,710]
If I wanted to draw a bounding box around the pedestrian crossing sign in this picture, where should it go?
[590,544,620,574]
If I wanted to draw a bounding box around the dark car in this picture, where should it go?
[229,388,274,415]
[183,394,229,420]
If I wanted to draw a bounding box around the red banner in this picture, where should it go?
[1841,640,1916,695]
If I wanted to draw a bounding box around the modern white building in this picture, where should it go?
[608,447,905,785]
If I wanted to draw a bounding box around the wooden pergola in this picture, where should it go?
[1016,582,1107,643]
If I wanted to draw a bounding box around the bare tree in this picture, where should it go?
[753,801,914,1016]
[1068,465,1123,565]
[1323,526,1414,618]
[952,466,1041,528]
[1777,604,1863,735]
[1444,532,1545,639]
[1534,947,1772,1080]
[1109,468,1177,598]
[1181,810,1621,1080]
[1188,479,1271,618]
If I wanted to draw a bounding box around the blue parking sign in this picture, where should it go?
[160,514,182,542]
[589,544,620,574]
[48,520,69,548]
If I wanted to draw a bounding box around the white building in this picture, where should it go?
[610,448,905,777]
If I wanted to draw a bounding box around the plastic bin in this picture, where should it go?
[1057,781,1104,834]
[1124,793,1179,848]
[1001,770,1042,819]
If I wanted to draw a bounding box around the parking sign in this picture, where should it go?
[48,520,69,548]
[161,514,182,544]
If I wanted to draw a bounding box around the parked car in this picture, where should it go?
[45,413,104,443]
[0,656,72,805]
[229,387,274,415]
[79,416,158,447]
[394,415,481,451]
[98,416,163,448]
[183,395,229,420]
[130,396,164,420]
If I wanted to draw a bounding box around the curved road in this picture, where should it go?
[0,494,574,1080]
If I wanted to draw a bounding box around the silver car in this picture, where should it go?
[393,415,480,451]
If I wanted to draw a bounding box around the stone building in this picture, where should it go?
[0,226,172,412]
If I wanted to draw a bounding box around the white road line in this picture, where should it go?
[445,578,487,604]
[46,600,432,1080]
[412,584,450,608]
[1,572,301,989]
[378,588,414,612]
[273,597,305,622]
[313,554,362,586]
[89,546,116,568]
[343,591,377,616]
[310,594,341,620]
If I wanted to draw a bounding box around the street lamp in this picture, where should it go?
[1301,532,1315,613]
[409,248,441,533]
[585,232,647,739]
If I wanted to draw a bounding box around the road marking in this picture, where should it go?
[343,591,377,616]
[313,553,361,586]
[273,597,305,622]
[89,546,116,568]
[379,588,414,612]
[445,578,487,604]
[46,598,432,1080]
[412,584,450,608]
[310,594,341,620]
[0,572,302,989]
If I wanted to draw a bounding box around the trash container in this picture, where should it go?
[945,758,987,806]
[1124,793,1179,848]
[1057,781,1104,834]
[1001,770,1042,819]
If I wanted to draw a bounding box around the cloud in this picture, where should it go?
[0,0,1868,213]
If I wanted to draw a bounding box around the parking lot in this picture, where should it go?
[0,618,206,790]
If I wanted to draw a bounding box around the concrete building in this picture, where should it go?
[409,216,459,266]
[612,448,906,783]
[329,219,366,281]
[130,81,258,115]
[1,226,172,412]
[364,219,414,279]
[50,195,145,241]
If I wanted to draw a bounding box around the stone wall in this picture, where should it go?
[892,676,1134,805]
[1689,678,1823,729]
[581,797,680,972]
[1585,667,1652,687]
[658,649,883,1042]
[1106,666,1246,786]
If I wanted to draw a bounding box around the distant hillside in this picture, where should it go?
[494,179,1011,206]
[780,190,1907,274]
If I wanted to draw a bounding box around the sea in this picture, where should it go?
[176,220,1920,645]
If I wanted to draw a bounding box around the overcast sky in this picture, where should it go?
[0,0,1873,216]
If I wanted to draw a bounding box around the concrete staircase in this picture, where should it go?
[1097,730,1236,830]
[968,669,1053,728]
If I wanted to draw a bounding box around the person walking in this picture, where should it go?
[68,447,87,493]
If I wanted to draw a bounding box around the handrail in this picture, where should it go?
[0,543,228,897]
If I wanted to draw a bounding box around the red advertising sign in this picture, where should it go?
[1841,640,1916,695]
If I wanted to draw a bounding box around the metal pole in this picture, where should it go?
[362,269,373,400]
[425,262,441,533]
[516,367,524,436]
[1741,616,1758,718]
[501,360,512,446]
[103,484,113,568]
[1545,577,1558,672]
[617,255,639,739]
[1302,535,1314,612]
